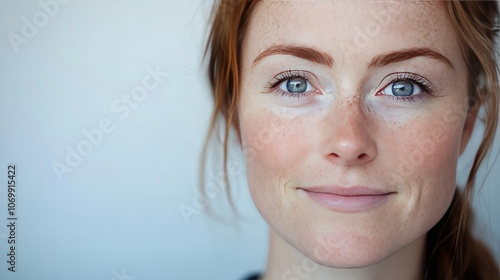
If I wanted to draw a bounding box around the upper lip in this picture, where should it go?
[299,186,395,196]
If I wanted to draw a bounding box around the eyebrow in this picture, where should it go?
[368,47,454,69]
[253,45,334,68]
[252,45,454,70]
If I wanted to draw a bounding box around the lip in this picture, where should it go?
[299,186,396,213]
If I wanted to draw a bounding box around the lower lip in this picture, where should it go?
[301,190,393,213]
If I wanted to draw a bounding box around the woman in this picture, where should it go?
[204,1,500,279]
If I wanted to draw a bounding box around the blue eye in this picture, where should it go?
[391,80,416,96]
[284,77,309,94]
[381,79,423,98]
[268,70,318,98]
[377,72,434,101]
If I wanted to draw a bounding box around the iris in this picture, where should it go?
[392,80,414,96]
[286,77,307,94]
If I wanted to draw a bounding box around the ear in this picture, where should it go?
[459,107,479,155]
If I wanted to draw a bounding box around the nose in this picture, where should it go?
[323,97,377,166]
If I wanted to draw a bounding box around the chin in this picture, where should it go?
[309,240,392,268]
[282,227,401,269]
[291,225,426,271]
[310,250,390,269]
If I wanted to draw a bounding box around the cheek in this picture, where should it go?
[240,111,309,173]
[389,116,464,232]
[239,110,314,219]
[390,125,460,183]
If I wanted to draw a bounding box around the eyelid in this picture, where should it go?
[375,72,435,95]
[265,69,323,94]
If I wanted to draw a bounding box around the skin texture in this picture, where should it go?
[237,1,477,280]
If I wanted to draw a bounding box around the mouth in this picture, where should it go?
[298,186,396,213]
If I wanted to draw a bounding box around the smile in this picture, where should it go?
[298,186,396,213]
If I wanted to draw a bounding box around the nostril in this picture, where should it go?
[327,151,373,165]
[358,153,369,160]
[329,152,340,159]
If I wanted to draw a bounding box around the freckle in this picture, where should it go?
[343,96,362,107]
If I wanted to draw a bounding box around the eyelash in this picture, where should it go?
[265,69,318,99]
[265,70,434,103]
[379,72,434,103]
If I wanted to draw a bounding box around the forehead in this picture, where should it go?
[243,0,461,68]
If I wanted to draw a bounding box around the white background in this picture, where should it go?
[0,1,498,280]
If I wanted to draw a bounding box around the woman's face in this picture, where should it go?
[238,0,476,267]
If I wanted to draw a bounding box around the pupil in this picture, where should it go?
[392,81,413,96]
[286,78,307,93]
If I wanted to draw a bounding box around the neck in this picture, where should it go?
[261,229,426,280]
